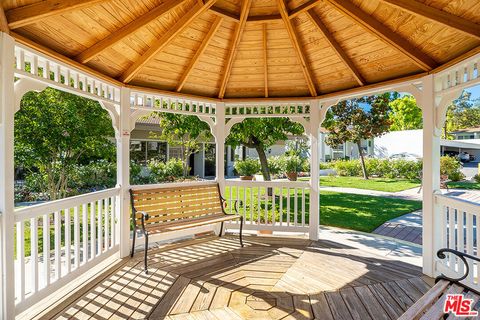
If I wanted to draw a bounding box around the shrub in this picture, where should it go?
[329,158,422,179]
[267,156,284,175]
[330,159,362,177]
[474,174,480,183]
[449,171,465,182]
[234,159,260,176]
[282,155,304,173]
[147,158,184,182]
[440,156,462,177]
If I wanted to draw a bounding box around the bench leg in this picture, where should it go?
[239,217,244,247]
[219,222,224,237]
[144,231,149,274]
[130,227,136,258]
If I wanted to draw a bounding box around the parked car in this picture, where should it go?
[443,150,471,163]
[389,152,421,161]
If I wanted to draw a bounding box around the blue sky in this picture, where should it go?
[466,84,480,100]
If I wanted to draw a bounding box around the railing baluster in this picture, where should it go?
[90,202,96,260]
[74,206,80,269]
[279,187,283,226]
[97,199,103,255]
[286,188,291,226]
[257,187,261,225]
[250,186,254,224]
[54,211,61,280]
[294,188,298,227]
[111,196,116,246]
[104,197,109,251]
[82,203,88,264]
[16,221,25,302]
[302,188,306,227]
[43,214,50,287]
[458,210,465,275]
[31,217,38,294]
[65,208,71,275]
[466,212,474,284]
[272,187,276,226]
[243,186,247,222]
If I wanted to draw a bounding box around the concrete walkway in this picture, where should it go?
[320,185,422,200]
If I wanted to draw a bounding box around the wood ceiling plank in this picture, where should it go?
[263,23,268,98]
[76,0,187,64]
[378,0,480,39]
[277,0,317,96]
[177,16,223,92]
[0,5,9,34]
[289,0,322,19]
[248,15,282,23]
[326,0,437,71]
[120,0,219,83]
[306,9,365,86]
[6,0,107,29]
[209,6,239,23]
[218,0,253,99]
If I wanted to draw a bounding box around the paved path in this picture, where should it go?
[371,188,480,246]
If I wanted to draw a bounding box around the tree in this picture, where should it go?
[150,112,211,177]
[226,118,304,181]
[388,95,423,131]
[444,91,480,138]
[323,94,391,179]
[15,88,115,200]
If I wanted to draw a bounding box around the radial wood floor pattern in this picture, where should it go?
[48,235,432,320]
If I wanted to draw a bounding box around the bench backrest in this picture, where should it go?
[129,183,224,227]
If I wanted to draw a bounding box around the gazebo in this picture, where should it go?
[0,0,479,318]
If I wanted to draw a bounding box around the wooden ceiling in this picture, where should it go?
[2,0,480,99]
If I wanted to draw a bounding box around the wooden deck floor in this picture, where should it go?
[41,235,432,320]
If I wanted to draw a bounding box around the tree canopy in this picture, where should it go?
[388,95,423,131]
[444,91,480,138]
[323,94,391,179]
[15,88,115,200]
[226,118,304,180]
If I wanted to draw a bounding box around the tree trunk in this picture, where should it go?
[255,145,271,181]
[357,141,369,180]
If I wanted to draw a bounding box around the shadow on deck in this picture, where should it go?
[27,234,432,320]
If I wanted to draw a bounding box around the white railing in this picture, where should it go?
[435,194,480,292]
[14,44,121,104]
[13,187,121,314]
[130,90,217,117]
[434,53,479,94]
[224,180,310,232]
[224,102,310,118]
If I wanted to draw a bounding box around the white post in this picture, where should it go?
[0,32,16,320]
[309,100,321,240]
[116,88,131,258]
[215,102,226,191]
[421,74,441,277]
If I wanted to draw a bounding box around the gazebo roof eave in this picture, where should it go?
[11,30,480,106]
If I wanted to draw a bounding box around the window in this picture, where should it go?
[169,146,183,160]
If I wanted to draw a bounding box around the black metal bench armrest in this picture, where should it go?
[435,248,480,295]
[220,196,242,214]
[136,211,149,230]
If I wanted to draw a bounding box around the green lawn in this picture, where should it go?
[299,176,421,192]
[447,181,480,190]
[225,187,421,233]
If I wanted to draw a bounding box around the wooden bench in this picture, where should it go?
[129,183,243,273]
[399,249,480,319]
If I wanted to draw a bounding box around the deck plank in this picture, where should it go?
[38,235,430,320]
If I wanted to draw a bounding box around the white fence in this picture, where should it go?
[435,194,480,292]
[13,188,121,314]
[224,180,310,232]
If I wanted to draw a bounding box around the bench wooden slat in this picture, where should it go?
[135,198,222,213]
[134,193,220,206]
[132,186,219,200]
[142,208,225,224]
[420,283,464,319]
[398,280,450,320]
[146,215,240,234]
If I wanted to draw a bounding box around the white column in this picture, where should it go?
[116,88,131,258]
[421,75,441,277]
[0,32,16,320]
[309,101,321,240]
[215,102,226,191]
